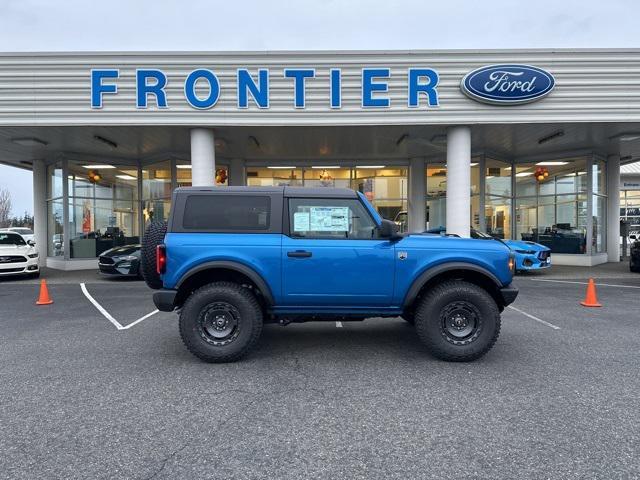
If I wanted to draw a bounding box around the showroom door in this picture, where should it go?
[281,197,395,307]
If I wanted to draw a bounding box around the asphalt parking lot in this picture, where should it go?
[1,266,639,479]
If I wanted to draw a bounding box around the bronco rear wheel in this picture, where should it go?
[179,282,263,363]
[140,221,167,290]
[414,280,500,362]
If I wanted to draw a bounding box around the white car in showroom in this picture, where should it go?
[0,231,40,278]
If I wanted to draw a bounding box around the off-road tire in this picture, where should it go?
[415,280,500,362]
[179,282,263,363]
[401,313,415,325]
[140,221,167,290]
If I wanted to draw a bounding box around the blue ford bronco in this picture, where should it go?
[141,186,518,363]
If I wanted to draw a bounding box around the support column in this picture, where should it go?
[408,157,426,233]
[446,126,471,238]
[190,128,216,186]
[228,158,245,186]
[32,160,47,266]
[607,154,621,262]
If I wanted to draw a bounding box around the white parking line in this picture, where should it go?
[507,305,561,330]
[335,321,343,328]
[80,283,159,331]
[527,278,640,289]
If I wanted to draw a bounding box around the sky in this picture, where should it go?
[1,0,640,214]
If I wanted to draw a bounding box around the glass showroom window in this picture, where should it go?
[514,158,589,254]
[67,161,139,258]
[621,190,640,240]
[246,167,304,187]
[142,161,172,227]
[352,167,407,222]
[175,160,229,187]
[591,158,607,253]
[303,167,351,188]
[46,162,64,257]
[425,163,447,230]
[470,160,481,231]
[484,158,511,238]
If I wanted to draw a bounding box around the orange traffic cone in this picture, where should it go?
[36,279,53,305]
[580,278,601,307]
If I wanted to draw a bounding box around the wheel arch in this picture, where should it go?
[403,262,504,312]
[175,261,275,308]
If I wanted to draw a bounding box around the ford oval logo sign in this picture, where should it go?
[461,64,555,105]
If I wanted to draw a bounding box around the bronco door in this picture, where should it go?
[281,196,395,307]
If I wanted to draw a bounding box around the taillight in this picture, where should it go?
[156,244,166,275]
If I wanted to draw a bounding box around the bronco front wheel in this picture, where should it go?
[414,280,501,362]
[179,282,263,363]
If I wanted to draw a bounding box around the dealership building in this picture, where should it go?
[1,49,640,270]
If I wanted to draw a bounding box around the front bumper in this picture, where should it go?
[0,257,39,276]
[153,289,177,312]
[516,253,551,271]
[499,284,519,306]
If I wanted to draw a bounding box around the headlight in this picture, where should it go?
[119,255,138,261]
[28,253,39,258]
[514,249,536,254]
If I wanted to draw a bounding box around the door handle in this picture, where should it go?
[287,250,312,258]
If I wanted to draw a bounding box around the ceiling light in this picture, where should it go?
[11,137,48,147]
[470,162,479,167]
[396,134,409,146]
[538,130,564,144]
[536,161,568,166]
[267,166,296,169]
[176,165,192,169]
[116,174,136,180]
[430,134,447,145]
[356,165,386,169]
[516,172,534,177]
[577,171,587,175]
[82,164,115,169]
[608,132,640,142]
[312,166,340,169]
[93,135,118,149]
[486,176,495,179]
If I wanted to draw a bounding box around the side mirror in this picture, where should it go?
[28,240,36,246]
[379,219,402,240]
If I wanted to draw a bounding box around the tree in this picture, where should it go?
[0,188,11,228]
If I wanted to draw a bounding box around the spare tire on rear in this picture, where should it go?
[141,221,167,290]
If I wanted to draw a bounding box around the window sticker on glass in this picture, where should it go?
[293,212,310,232]
[309,207,350,232]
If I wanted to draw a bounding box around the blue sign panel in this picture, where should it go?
[461,64,555,105]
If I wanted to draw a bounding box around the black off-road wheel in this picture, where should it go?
[179,282,263,363]
[140,221,167,290]
[414,280,501,362]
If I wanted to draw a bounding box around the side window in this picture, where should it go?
[183,195,270,231]
[289,198,378,239]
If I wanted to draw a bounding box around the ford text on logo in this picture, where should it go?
[461,64,554,105]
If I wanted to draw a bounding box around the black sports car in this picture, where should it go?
[630,237,640,273]
[98,244,142,277]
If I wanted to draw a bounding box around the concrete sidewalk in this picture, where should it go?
[516,261,638,281]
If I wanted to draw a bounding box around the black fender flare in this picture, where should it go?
[176,260,275,306]
[402,262,502,309]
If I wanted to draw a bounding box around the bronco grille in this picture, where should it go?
[0,255,27,264]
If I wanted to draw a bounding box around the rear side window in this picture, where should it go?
[182,195,271,231]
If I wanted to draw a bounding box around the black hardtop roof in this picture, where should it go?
[174,186,359,198]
